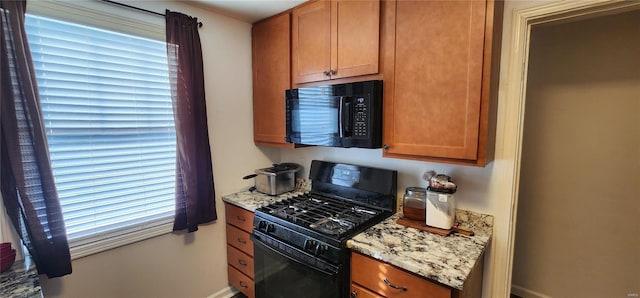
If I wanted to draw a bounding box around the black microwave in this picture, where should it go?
[285,80,382,148]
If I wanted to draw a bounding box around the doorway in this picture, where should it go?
[511,9,640,298]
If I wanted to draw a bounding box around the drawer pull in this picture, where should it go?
[237,237,247,244]
[239,281,248,288]
[236,215,246,222]
[384,278,407,291]
[238,259,248,266]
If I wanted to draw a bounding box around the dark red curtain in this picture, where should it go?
[0,0,71,277]
[165,10,217,232]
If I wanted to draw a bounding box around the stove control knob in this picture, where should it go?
[314,243,329,256]
[258,221,267,232]
[304,240,317,252]
[266,224,275,234]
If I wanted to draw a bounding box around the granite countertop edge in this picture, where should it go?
[222,188,309,212]
[221,189,493,291]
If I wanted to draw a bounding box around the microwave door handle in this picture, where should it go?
[338,96,344,138]
[343,98,352,137]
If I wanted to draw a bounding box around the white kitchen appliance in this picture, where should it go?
[426,191,456,229]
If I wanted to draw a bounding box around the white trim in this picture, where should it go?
[206,286,239,298]
[511,284,553,298]
[26,0,165,41]
[494,0,640,297]
[69,222,174,260]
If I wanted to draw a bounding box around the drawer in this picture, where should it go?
[226,224,254,256]
[351,252,451,298]
[227,244,254,278]
[228,265,255,298]
[351,283,384,298]
[225,203,254,233]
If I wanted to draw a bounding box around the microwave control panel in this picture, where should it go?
[354,97,368,137]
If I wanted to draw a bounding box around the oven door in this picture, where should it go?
[252,231,345,298]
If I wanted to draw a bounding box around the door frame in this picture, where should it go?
[493,0,640,296]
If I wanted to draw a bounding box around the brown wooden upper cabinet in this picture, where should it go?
[292,0,380,84]
[252,13,294,147]
[382,0,503,166]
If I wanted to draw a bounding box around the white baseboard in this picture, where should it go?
[511,284,553,298]
[206,286,239,298]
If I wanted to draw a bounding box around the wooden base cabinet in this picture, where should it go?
[351,283,385,298]
[350,252,484,298]
[225,203,255,298]
[382,0,503,166]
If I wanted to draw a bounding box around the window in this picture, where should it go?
[25,14,176,258]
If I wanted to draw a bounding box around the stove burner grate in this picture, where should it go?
[260,193,381,237]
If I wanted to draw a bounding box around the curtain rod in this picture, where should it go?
[100,0,203,28]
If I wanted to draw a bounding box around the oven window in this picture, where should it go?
[254,240,342,298]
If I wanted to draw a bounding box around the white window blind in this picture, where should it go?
[25,14,176,257]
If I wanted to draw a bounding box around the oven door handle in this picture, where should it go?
[252,231,340,276]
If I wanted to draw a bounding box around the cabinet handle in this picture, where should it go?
[236,215,246,222]
[239,281,248,288]
[237,237,247,244]
[350,290,358,297]
[329,69,335,76]
[323,70,330,76]
[383,144,390,150]
[384,278,407,291]
[238,259,248,266]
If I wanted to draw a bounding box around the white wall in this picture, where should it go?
[38,1,278,297]
[280,148,495,215]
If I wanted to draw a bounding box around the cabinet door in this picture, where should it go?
[225,203,254,233]
[292,1,331,84]
[331,0,380,80]
[351,283,384,298]
[226,224,254,256]
[252,13,293,147]
[228,265,255,298]
[351,252,451,298]
[383,0,488,161]
[227,245,254,279]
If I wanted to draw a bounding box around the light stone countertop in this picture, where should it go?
[221,189,308,212]
[347,210,493,290]
[0,257,42,298]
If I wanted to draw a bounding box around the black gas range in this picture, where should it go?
[252,160,397,298]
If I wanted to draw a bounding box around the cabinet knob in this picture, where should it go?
[350,290,358,297]
[323,70,330,76]
[329,69,336,76]
[383,144,389,150]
